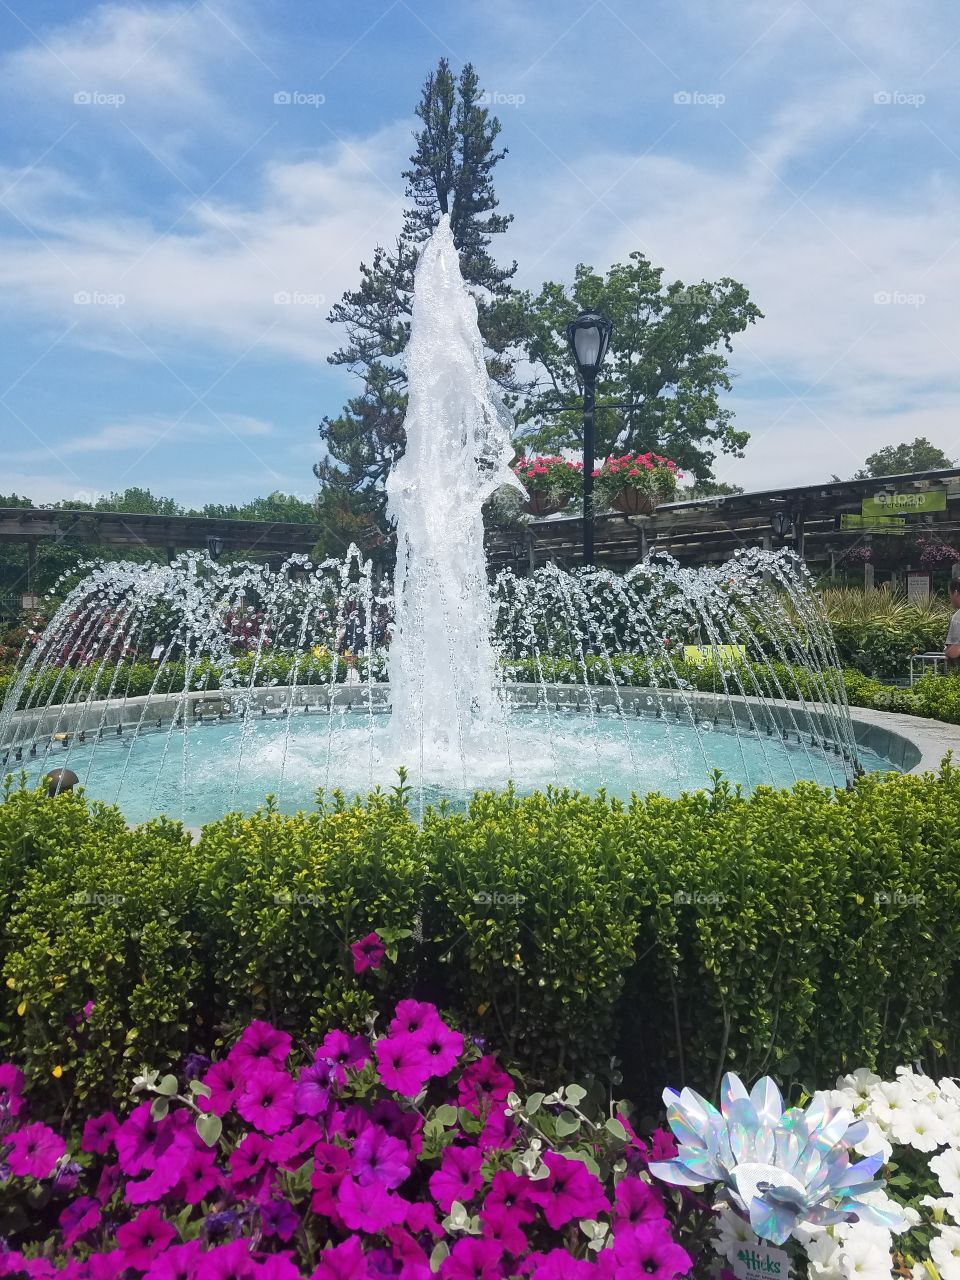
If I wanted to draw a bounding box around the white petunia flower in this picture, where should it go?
[930,1224,960,1279]
[932,1148,960,1197]
[890,1102,948,1152]
[920,1194,960,1222]
[839,1226,892,1278]
[804,1231,844,1280]
[852,1118,893,1164]
[711,1202,755,1264]
[837,1068,882,1099]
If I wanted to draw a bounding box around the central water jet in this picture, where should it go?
[386,215,521,766]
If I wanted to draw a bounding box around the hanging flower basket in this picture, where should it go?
[511,455,582,518]
[611,489,656,516]
[526,491,565,517]
[595,452,682,514]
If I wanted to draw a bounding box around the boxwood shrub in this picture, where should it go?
[1,763,959,1117]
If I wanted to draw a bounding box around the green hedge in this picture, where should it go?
[2,766,960,1116]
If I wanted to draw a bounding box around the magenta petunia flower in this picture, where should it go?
[309,1236,368,1280]
[203,1057,243,1116]
[610,1222,692,1280]
[176,1144,222,1204]
[414,1019,464,1078]
[236,1066,296,1135]
[229,1019,292,1070]
[142,1240,205,1280]
[388,999,441,1038]
[269,1118,325,1170]
[613,1176,665,1234]
[439,1237,504,1280]
[402,1200,443,1237]
[456,1056,514,1116]
[59,1196,101,1247]
[310,1140,351,1215]
[336,1176,407,1232]
[478,1105,515,1153]
[259,1256,303,1280]
[296,1058,336,1115]
[527,1151,608,1229]
[7,1121,66,1179]
[81,1110,118,1155]
[528,1250,599,1279]
[229,1131,273,1185]
[124,1137,191,1204]
[429,1145,484,1212]
[374,1035,432,1097]
[351,932,386,973]
[115,1101,166,1176]
[351,1122,411,1190]
[317,1030,371,1085]
[203,1239,258,1280]
[0,1063,27,1120]
[260,1196,300,1241]
[371,1098,424,1152]
[115,1207,176,1271]
[479,1199,529,1255]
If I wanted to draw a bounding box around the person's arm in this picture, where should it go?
[948,641,960,660]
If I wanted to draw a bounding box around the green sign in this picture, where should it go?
[840,513,906,532]
[862,490,946,517]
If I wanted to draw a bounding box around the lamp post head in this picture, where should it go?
[207,535,224,560]
[566,311,613,383]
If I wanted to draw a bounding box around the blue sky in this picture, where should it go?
[1,0,959,506]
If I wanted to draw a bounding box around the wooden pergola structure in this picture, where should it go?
[485,468,960,575]
[0,507,326,600]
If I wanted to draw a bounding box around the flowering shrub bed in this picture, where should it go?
[3,765,960,1123]
[0,998,707,1277]
[7,1001,960,1280]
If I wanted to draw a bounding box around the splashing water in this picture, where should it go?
[386,215,521,769]
[0,221,887,822]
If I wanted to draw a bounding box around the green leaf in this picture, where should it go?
[429,1243,449,1273]
[196,1113,222,1147]
[605,1116,628,1141]
[156,1073,178,1097]
[564,1084,587,1106]
[554,1111,581,1137]
[150,1096,169,1121]
[189,1080,211,1098]
[435,1103,459,1127]
[525,1092,545,1115]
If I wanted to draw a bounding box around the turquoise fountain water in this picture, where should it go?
[0,220,888,822]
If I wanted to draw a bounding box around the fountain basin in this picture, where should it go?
[2,684,926,827]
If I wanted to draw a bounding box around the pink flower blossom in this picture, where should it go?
[440,1238,504,1280]
[236,1067,296,1134]
[115,1207,176,1271]
[230,1019,292,1070]
[610,1222,692,1280]
[351,931,386,973]
[374,1035,432,1096]
[352,1122,411,1190]
[457,1056,514,1116]
[336,1176,407,1232]
[81,1110,118,1155]
[59,1196,101,1247]
[430,1145,484,1211]
[318,1030,370,1084]
[203,1239,258,1280]
[142,1241,205,1280]
[0,1063,27,1120]
[310,1236,369,1280]
[7,1121,65,1178]
[612,1176,664,1233]
[389,999,441,1038]
[527,1151,607,1229]
[202,1057,243,1115]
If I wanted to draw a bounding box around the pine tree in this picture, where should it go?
[314,59,518,539]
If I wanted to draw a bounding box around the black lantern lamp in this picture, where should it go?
[565,311,613,565]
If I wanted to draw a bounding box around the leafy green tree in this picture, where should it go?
[683,479,745,499]
[315,59,519,527]
[92,487,183,516]
[854,437,955,478]
[509,259,762,481]
[197,492,316,524]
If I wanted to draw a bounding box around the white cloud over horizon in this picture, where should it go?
[1,0,960,503]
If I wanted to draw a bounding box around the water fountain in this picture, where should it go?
[0,218,894,824]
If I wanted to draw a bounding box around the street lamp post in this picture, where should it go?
[566,311,612,566]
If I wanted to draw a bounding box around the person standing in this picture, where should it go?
[946,579,960,665]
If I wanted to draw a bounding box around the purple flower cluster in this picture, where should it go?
[0,1000,692,1279]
